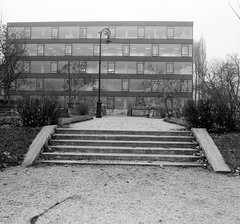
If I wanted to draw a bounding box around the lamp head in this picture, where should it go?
[105,36,111,44]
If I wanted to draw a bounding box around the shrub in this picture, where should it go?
[183,99,240,133]
[16,98,61,127]
[76,103,89,115]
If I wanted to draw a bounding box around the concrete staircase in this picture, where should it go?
[40,128,206,167]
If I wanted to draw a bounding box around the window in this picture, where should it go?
[26,44,37,56]
[52,27,59,38]
[24,27,31,39]
[116,26,137,38]
[31,61,51,73]
[174,27,193,39]
[93,79,98,91]
[115,61,136,74]
[87,26,105,38]
[65,44,72,56]
[73,44,93,56]
[44,79,65,91]
[122,79,129,91]
[32,27,51,39]
[130,79,150,92]
[152,80,159,92]
[130,44,151,56]
[37,44,44,56]
[137,62,144,74]
[59,26,80,38]
[159,44,181,57]
[108,62,115,74]
[144,62,166,75]
[86,61,98,74]
[145,26,166,39]
[45,44,65,56]
[36,78,43,91]
[102,80,121,91]
[167,27,174,39]
[79,61,87,73]
[174,62,192,74]
[181,80,188,92]
[152,44,159,56]
[24,61,30,73]
[109,26,115,38]
[51,61,58,73]
[167,62,174,74]
[123,44,130,56]
[94,44,100,56]
[102,44,122,56]
[138,27,144,38]
[80,27,87,38]
[182,45,189,57]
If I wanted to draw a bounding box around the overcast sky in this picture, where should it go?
[1,0,240,60]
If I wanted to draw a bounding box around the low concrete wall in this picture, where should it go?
[22,125,56,167]
[192,128,231,173]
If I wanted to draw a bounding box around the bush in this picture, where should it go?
[183,99,239,133]
[76,103,89,115]
[16,98,61,127]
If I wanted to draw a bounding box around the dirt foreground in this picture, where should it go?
[0,165,240,224]
[1,117,240,223]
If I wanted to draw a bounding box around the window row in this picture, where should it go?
[23,61,192,75]
[13,78,192,93]
[26,43,192,57]
[9,26,193,40]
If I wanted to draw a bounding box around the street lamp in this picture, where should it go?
[96,28,111,118]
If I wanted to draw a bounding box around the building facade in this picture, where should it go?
[6,21,193,111]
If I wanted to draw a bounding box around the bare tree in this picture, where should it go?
[60,61,94,108]
[0,24,28,103]
[193,36,207,103]
[137,63,183,117]
[203,54,240,112]
[229,0,240,20]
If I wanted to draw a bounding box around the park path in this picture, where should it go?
[70,116,184,131]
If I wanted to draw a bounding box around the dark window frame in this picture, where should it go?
[52,27,59,39]
[123,44,130,56]
[166,62,174,74]
[122,79,129,92]
[65,44,72,56]
[36,78,44,91]
[80,26,87,38]
[167,26,174,39]
[152,44,159,56]
[37,44,44,56]
[137,26,145,39]
[137,62,144,74]
[181,44,189,57]
[107,61,115,74]
[51,61,58,73]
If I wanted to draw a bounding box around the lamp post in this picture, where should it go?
[96,28,111,118]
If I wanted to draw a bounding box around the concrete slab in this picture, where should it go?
[22,125,56,167]
[192,128,231,173]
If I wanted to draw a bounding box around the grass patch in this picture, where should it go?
[0,126,41,169]
[210,132,240,172]
[0,115,93,170]
[164,117,240,173]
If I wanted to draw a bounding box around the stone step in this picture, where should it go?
[40,159,206,167]
[49,139,198,148]
[55,129,192,137]
[52,134,196,142]
[41,152,202,162]
[47,145,199,155]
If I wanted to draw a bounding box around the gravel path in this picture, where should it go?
[70,117,184,131]
[1,117,240,224]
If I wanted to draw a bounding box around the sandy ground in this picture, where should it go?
[70,117,184,131]
[1,117,240,224]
